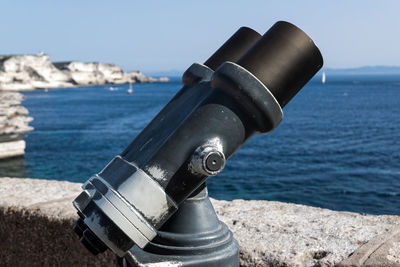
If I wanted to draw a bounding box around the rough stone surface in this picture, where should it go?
[0,177,116,266]
[0,177,82,219]
[213,199,400,266]
[0,54,170,91]
[337,226,400,267]
[0,207,117,267]
[0,177,399,266]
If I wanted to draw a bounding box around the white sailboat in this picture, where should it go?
[126,83,133,94]
[322,71,326,84]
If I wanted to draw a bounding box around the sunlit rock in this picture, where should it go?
[0,53,170,91]
[0,92,33,158]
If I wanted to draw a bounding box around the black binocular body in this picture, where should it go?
[73,21,323,258]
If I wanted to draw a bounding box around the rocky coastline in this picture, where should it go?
[0,54,170,159]
[0,54,169,91]
[0,92,33,159]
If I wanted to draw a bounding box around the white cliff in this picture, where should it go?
[0,91,33,159]
[0,55,74,90]
[56,61,168,85]
[55,61,126,85]
[0,54,170,91]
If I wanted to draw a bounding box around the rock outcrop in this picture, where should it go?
[0,92,33,159]
[1,177,399,266]
[0,54,170,91]
[0,55,74,90]
[54,61,165,85]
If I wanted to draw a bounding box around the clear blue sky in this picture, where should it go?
[1,1,399,73]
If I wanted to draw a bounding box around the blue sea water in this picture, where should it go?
[1,75,399,215]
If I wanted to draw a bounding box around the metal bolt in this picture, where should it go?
[189,143,226,176]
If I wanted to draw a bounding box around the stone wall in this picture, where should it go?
[0,177,399,266]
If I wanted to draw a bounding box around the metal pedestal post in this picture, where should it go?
[118,186,239,267]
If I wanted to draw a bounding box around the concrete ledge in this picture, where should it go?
[337,227,400,267]
[0,177,399,266]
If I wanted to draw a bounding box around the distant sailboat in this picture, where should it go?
[322,71,326,84]
[126,83,133,94]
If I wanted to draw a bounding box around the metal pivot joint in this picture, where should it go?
[72,21,323,266]
[189,141,226,176]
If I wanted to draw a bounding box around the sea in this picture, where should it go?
[1,75,399,215]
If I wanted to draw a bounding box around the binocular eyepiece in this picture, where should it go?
[73,21,323,257]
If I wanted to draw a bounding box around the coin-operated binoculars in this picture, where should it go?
[73,21,323,266]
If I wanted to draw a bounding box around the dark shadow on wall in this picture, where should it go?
[0,207,116,266]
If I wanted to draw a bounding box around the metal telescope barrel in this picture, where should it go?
[237,21,323,107]
[182,27,261,86]
[204,26,262,71]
